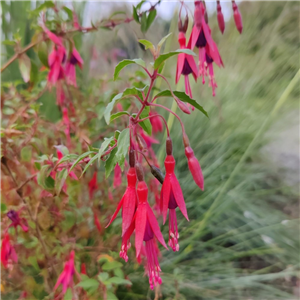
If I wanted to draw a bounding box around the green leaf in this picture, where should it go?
[1,203,7,213]
[63,288,72,300]
[32,1,55,14]
[114,268,124,279]
[146,9,157,31]
[115,128,130,164]
[62,6,73,20]
[110,111,130,123]
[104,93,123,124]
[37,41,49,68]
[28,256,40,272]
[140,12,148,32]
[102,261,123,271]
[30,60,38,84]
[107,277,132,285]
[154,49,196,70]
[70,151,96,171]
[138,39,155,51]
[55,169,68,196]
[98,136,115,164]
[2,40,16,46]
[155,90,208,117]
[109,11,126,18]
[105,147,118,178]
[132,6,139,23]
[18,54,31,83]
[136,0,145,10]
[106,292,118,300]
[114,59,146,81]
[37,165,55,191]
[98,272,109,282]
[56,154,78,166]
[157,33,172,52]
[77,278,99,290]
[139,106,152,135]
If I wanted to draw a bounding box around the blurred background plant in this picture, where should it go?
[1,1,299,300]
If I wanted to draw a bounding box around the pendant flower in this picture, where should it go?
[48,45,66,85]
[160,138,189,251]
[150,111,163,134]
[217,1,225,34]
[113,163,122,188]
[176,32,198,99]
[106,151,137,236]
[65,47,83,87]
[1,233,18,268]
[232,1,243,34]
[7,209,28,232]
[54,251,76,295]
[88,171,98,199]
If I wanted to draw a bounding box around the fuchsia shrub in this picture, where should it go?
[1,1,242,298]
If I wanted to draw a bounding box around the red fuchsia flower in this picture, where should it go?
[54,251,76,295]
[106,151,137,236]
[80,263,87,275]
[119,220,135,262]
[149,111,163,134]
[1,233,18,268]
[133,176,168,290]
[65,46,83,87]
[183,133,204,190]
[232,1,243,34]
[188,1,223,95]
[7,209,28,232]
[55,149,78,180]
[160,138,189,251]
[217,1,225,34]
[93,211,102,233]
[176,32,198,99]
[48,45,66,85]
[56,81,65,107]
[88,171,98,199]
[113,163,122,188]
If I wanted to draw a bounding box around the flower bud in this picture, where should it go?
[217,2,225,34]
[185,146,204,190]
[150,165,165,184]
[129,149,135,168]
[166,137,173,156]
[182,15,189,33]
[135,163,144,182]
[175,97,191,114]
[136,133,147,151]
[232,1,243,34]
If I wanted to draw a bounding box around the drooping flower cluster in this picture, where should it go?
[176,1,243,96]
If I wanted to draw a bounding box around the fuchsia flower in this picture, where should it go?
[160,138,189,251]
[54,251,76,295]
[7,209,28,232]
[48,45,66,85]
[232,1,243,34]
[65,47,83,87]
[150,111,163,134]
[1,233,18,268]
[80,263,87,275]
[113,163,122,188]
[88,171,98,199]
[133,179,168,289]
[94,211,102,233]
[106,152,137,236]
[217,1,225,34]
[183,133,204,190]
[188,1,223,95]
[176,32,198,99]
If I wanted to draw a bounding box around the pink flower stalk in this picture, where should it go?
[113,163,122,188]
[54,251,76,295]
[160,138,189,251]
[1,233,18,268]
[94,211,102,233]
[217,1,225,34]
[183,133,204,190]
[232,1,243,34]
[134,180,168,289]
[7,209,28,232]
[106,166,137,236]
[65,47,83,87]
[62,108,71,146]
[176,32,198,99]
[150,111,163,134]
[56,81,65,107]
[188,1,223,94]
[88,171,98,199]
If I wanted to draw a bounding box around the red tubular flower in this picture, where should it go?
[134,180,168,289]
[188,1,223,95]
[160,138,189,251]
[54,251,76,295]
[113,163,122,188]
[1,233,18,268]
[106,167,137,236]
[7,209,28,232]
[119,220,135,262]
[149,111,163,134]
[176,32,198,99]
[232,1,243,34]
[185,146,204,191]
[93,211,102,233]
[80,263,87,275]
[217,1,225,34]
[88,171,98,199]
[48,46,65,85]
[65,47,83,87]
